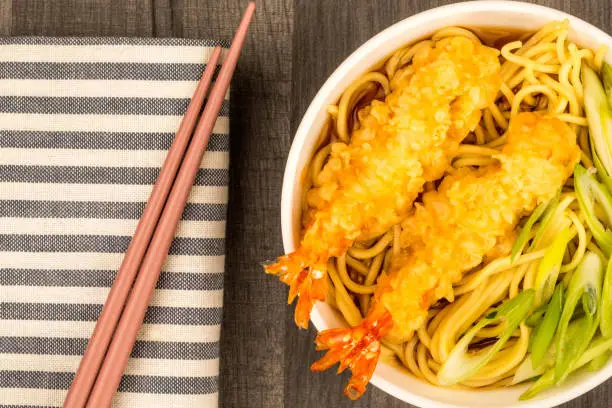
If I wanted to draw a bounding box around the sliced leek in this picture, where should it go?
[534,228,572,305]
[583,65,612,178]
[530,192,562,251]
[437,290,534,386]
[522,334,612,399]
[574,165,612,256]
[511,199,550,262]
[601,256,612,338]
[555,252,603,383]
[526,304,548,328]
[588,351,610,371]
[602,62,612,111]
[520,369,555,400]
[531,285,563,368]
[512,355,548,385]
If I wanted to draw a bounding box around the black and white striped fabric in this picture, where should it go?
[0,37,229,407]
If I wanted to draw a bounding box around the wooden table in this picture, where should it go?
[5,1,611,407]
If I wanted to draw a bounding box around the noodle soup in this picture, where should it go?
[298,19,593,393]
[278,2,612,407]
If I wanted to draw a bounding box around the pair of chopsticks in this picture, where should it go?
[62,3,255,407]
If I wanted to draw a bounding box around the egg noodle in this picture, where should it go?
[303,20,606,389]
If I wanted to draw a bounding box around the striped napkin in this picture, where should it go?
[0,38,229,407]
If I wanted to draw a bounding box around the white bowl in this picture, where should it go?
[280,1,612,407]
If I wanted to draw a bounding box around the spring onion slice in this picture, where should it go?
[511,200,551,262]
[602,62,612,111]
[592,62,612,191]
[512,354,549,385]
[534,228,572,305]
[531,285,563,368]
[521,317,591,399]
[522,334,612,399]
[588,351,610,371]
[520,369,555,400]
[526,304,548,328]
[583,65,612,178]
[437,289,535,386]
[601,256,612,338]
[555,252,603,383]
[580,336,612,370]
[593,148,612,193]
[574,165,612,256]
[529,191,562,251]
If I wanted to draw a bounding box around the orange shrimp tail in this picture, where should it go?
[264,250,328,328]
[310,308,393,400]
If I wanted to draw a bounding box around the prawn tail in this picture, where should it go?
[310,308,393,400]
[264,249,328,329]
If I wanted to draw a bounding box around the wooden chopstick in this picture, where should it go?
[62,46,222,408]
[83,3,256,407]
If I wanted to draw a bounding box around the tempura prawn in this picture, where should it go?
[266,36,502,328]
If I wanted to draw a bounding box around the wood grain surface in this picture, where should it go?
[5,0,612,407]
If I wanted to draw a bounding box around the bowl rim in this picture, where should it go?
[280,1,612,407]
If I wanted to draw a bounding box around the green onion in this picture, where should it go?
[511,200,550,262]
[588,351,610,371]
[602,62,612,109]
[574,165,612,256]
[601,256,612,338]
[526,304,548,328]
[529,191,562,251]
[593,148,612,193]
[521,317,596,399]
[555,251,603,383]
[512,354,549,385]
[521,338,612,400]
[534,228,572,305]
[583,65,612,178]
[531,285,563,368]
[437,289,534,386]
[578,336,612,369]
[519,369,555,400]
